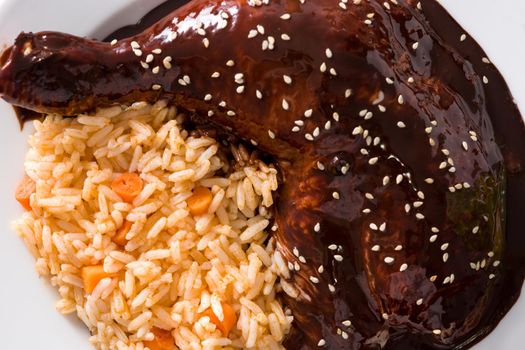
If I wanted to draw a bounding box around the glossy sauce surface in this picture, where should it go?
[0,1,524,349]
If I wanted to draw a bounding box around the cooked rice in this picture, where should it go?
[12,100,293,350]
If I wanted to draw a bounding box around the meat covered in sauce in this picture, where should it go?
[1,0,524,348]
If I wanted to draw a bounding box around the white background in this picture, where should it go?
[0,0,523,349]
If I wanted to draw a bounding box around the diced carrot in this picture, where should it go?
[187,186,213,216]
[207,302,237,336]
[81,265,113,294]
[15,175,36,211]
[111,172,143,203]
[143,327,174,350]
[113,220,132,246]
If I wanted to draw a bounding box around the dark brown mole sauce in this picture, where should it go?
[78,0,525,348]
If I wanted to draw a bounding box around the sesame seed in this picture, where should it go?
[314,223,321,232]
[408,77,415,83]
[334,255,343,262]
[318,265,324,273]
[362,208,371,214]
[369,223,378,231]
[282,99,290,111]
[313,127,320,137]
[425,178,434,184]
[236,85,245,94]
[369,157,379,165]
[317,162,325,170]
[268,130,276,139]
[152,84,161,90]
[430,275,437,282]
[396,174,403,184]
[405,204,411,213]
[281,33,291,40]
[483,76,489,84]
[412,42,419,50]
[472,226,479,234]
[433,329,442,335]
[365,193,374,200]
[352,126,364,135]
[416,298,423,305]
[320,62,327,73]
[482,57,491,64]
[400,263,408,272]
[493,260,501,267]
[131,41,140,49]
[460,33,467,41]
[416,213,425,220]
[386,77,394,84]
[413,201,423,208]
[227,110,236,116]
[248,29,258,39]
[140,61,149,69]
[257,25,264,34]
[382,313,389,320]
[152,66,160,74]
[328,244,337,250]
[342,320,352,327]
[110,39,117,46]
[226,60,235,67]
[283,75,292,84]
[305,134,314,141]
[280,13,291,20]
[441,243,449,250]
[332,192,340,200]
[318,339,326,347]
[332,112,340,121]
[429,234,438,243]
[397,121,406,128]
[384,256,395,264]
[328,284,335,292]
[489,274,496,280]
[371,245,380,252]
[211,72,220,78]
[379,222,386,232]
[310,276,320,284]
[162,56,172,69]
[304,109,313,118]
[256,90,263,99]
[133,49,143,57]
[398,95,404,104]
[204,94,212,101]
[443,253,449,262]
[325,48,333,58]
[202,38,210,48]
[325,121,332,130]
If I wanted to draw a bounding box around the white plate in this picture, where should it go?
[0,1,523,349]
